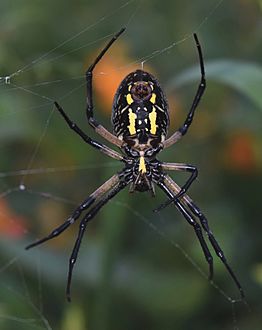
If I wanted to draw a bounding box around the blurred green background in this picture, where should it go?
[0,0,261,329]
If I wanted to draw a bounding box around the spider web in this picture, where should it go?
[0,0,251,329]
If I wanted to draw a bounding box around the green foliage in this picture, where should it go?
[168,60,262,110]
[0,0,261,330]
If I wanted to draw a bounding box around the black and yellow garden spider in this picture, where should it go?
[26,28,244,301]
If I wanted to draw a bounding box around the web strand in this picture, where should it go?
[0,0,248,329]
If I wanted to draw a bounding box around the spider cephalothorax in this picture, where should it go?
[121,154,162,193]
[26,28,244,302]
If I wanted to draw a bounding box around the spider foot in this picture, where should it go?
[153,193,183,213]
[66,293,71,303]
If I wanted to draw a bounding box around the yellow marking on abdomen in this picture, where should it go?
[150,93,156,104]
[128,109,137,135]
[149,107,158,134]
[139,156,146,173]
[126,93,133,105]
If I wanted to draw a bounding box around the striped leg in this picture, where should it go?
[157,174,245,299]
[25,174,120,249]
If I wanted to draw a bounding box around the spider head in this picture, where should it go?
[124,153,160,194]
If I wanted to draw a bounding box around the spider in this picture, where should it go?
[26,27,244,301]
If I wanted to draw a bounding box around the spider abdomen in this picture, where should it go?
[112,70,169,147]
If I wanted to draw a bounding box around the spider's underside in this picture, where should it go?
[26,28,244,302]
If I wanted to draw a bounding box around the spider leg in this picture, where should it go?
[25,174,120,250]
[85,28,126,148]
[163,33,206,149]
[158,162,198,208]
[186,199,245,299]
[158,175,245,299]
[54,101,123,161]
[66,180,127,301]
[157,179,213,280]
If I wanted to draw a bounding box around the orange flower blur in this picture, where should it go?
[224,131,258,173]
[0,199,27,238]
[84,39,180,134]
[88,41,149,112]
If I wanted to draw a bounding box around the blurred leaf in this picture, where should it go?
[62,304,86,330]
[0,238,206,314]
[167,60,262,110]
[252,263,262,286]
[116,263,207,316]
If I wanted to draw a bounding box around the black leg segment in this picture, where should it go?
[158,181,213,280]
[163,33,206,149]
[25,175,120,250]
[187,200,245,299]
[66,180,127,301]
[156,175,245,299]
[54,101,123,161]
[159,162,198,210]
